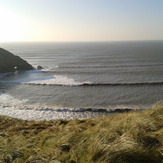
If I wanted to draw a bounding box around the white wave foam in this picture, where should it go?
[0,93,28,107]
[41,66,58,72]
[0,106,110,121]
[0,103,141,121]
[23,75,83,86]
[0,95,142,121]
[0,102,111,121]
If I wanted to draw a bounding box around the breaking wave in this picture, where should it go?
[1,73,163,87]
[0,93,28,107]
[23,80,163,87]
[41,63,163,70]
[23,75,83,86]
[0,93,141,121]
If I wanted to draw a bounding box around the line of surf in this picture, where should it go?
[42,63,163,70]
[0,93,143,120]
[1,80,163,87]
[22,81,163,87]
[0,103,139,114]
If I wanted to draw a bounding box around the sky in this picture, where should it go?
[0,0,163,42]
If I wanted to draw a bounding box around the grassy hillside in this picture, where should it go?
[0,104,162,163]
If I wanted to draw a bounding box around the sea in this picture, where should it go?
[0,41,163,120]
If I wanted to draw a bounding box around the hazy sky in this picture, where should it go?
[0,0,163,42]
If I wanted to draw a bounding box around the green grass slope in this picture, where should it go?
[0,104,162,163]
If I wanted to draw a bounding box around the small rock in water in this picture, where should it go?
[37,65,44,70]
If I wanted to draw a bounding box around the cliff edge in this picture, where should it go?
[0,48,34,73]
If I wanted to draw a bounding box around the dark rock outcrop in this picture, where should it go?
[37,65,44,70]
[0,48,34,73]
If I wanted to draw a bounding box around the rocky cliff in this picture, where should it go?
[0,48,34,73]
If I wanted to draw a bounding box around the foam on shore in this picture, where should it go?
[0,93,141,121]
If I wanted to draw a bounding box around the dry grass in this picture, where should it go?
[0,104,163,163]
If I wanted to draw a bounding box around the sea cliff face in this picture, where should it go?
[0,48,34,73]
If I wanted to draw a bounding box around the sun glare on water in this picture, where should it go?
[0,8,25,42]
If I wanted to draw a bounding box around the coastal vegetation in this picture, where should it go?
[0,103,162,163]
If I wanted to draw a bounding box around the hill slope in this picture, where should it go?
[0,48,33,73]
[0,104,162,162]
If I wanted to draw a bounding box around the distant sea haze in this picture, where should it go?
[0,41,163,120]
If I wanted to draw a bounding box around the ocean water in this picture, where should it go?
[0,41,163,120]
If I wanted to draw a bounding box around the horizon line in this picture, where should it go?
[0,39,163,43]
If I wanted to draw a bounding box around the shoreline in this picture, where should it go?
[0,104,144,121]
